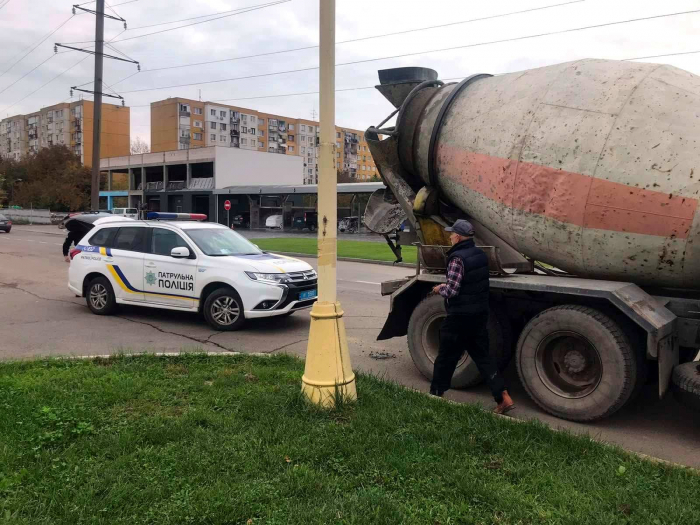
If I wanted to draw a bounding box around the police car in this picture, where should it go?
[67,213,318,330]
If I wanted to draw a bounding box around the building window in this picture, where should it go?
[258,141,264,148]
[301,125,306,132]
[194,121,202,128]
[241,138,247,145]
[288,134,294,142]
[220,111,226,118]
[193,133,202,140]
[210,134,216,141]
[308,147,314,154]
[308,126,314,133]
[301,146,306,153]
[250,128,255,135]
[301,136,306,143]
[221,135,227,142]
[259,130,264,137]
[210,122,216,129]
[242,126,247,134]
[211,109,216,116]
[308,168,313,175]
[259,118,264,125]
[250,116,256,123]
[221,123,227,131]
[194,107,202,115]
[180,104,189,112]
[336,152,340,158]
[289,146,294,152]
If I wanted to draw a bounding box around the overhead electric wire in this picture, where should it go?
[0,53,57,96]
[110,0,290,43]
[63,0,288,45]
[124,48,700,108]
[0,14,74,81]
[117,8,700,95]
[128,0,587,75]
[0,29,126,114]
[0,0,12,12]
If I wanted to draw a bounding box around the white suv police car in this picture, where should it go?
[68,213,318,330]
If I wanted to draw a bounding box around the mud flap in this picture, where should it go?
[658,334,679,399]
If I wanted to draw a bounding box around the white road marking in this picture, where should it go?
[339,279,380,285]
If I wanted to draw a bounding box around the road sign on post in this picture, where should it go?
[224,200,231,227]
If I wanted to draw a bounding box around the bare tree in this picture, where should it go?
[130,137,150,154]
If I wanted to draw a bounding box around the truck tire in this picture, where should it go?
[672,362,700,412]
[516,305,637,422]
[406,294,512,389]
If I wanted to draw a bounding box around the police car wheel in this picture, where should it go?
[87,276,117,315]
[204,288,245,331]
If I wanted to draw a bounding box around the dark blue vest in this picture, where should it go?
[445,239,490,315]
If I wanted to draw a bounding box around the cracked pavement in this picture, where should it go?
[2,226,700,468]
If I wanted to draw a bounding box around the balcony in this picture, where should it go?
[179,136,190,144]
[167,181,186,191]
[230,129,240,136]
[230,117,240,124]
[179,110,191,117]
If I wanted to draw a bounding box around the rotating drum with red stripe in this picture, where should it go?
[400,59,700,288]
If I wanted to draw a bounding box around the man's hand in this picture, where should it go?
[432,284,443,295]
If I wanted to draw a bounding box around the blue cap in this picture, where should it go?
[445,219,475,237]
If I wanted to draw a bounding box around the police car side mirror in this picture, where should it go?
[171,247,190,258]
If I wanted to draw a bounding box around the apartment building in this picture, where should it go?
[150,97,379,184]
[0,100,130,166]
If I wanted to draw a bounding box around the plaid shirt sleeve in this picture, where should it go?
[439,257,464,298]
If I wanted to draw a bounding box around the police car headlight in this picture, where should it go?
[245,272,287,284]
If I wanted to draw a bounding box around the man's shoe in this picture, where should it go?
[493,390,515,415]
[429,388,444,397]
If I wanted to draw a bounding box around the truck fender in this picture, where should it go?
[377,278,433,341]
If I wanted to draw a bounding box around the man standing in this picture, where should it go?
[431,219,515,414]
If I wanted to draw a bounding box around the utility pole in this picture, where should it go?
[56,3,138,211]
[301,0,356,407]
[90,0,105,211]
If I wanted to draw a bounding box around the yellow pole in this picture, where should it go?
[301,0,356,407]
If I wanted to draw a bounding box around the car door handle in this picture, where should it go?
[145,262,157,268]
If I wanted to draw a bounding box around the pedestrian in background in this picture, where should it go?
[431,219,515,414]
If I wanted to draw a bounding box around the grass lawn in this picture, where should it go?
[1,354,698,524]
[254,237,417,264]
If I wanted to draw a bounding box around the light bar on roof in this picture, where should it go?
[147,212,207,221]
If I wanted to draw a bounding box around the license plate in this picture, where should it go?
[299,289,317,301]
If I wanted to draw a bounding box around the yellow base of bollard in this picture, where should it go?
[301,301,357,407]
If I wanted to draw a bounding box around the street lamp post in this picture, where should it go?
[301,0,356,407]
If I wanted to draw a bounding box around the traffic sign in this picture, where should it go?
[224,200,231,211]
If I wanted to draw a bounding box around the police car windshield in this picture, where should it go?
[185,228,262,257]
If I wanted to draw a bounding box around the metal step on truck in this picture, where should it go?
[364,61,700,422]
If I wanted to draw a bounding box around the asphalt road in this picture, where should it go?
[1,226,699,468]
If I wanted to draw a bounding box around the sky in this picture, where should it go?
[1,0,699,148]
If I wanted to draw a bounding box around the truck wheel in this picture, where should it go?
[203,288,246,331]
[516,305,637,422]
[672,362,700,412]
[406,294,512,388]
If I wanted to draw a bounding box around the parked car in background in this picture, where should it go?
[232,212,250,229]
[292,212,317,231]
[0,214,12,233]
[112,208,138,219]
[265,214,284,230]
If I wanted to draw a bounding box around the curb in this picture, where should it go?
[272,251,414,268]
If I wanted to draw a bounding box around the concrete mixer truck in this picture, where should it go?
[365,59,700,421]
